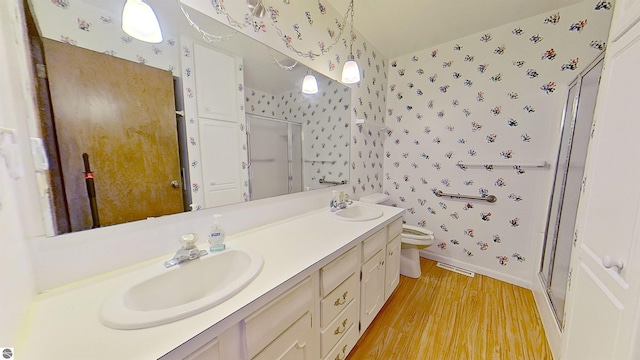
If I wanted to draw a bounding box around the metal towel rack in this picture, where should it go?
[434,189,497,203]
[319,179,347,185]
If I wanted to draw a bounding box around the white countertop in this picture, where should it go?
[19,203,403,360]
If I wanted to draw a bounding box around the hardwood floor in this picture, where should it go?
[347,258,553,360]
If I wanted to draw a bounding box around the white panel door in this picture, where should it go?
[610,0,640,41]
[562,21,640,360]
[199,119,243,207]
[193,43,238,122]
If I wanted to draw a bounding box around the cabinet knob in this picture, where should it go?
[171,180,180,188]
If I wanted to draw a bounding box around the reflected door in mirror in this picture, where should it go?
[43,39,183,232]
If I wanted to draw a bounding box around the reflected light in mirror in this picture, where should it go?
[122,0,163,43]
[301,71,318,94]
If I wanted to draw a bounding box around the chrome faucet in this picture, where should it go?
[164,233,208,268]
[330,193,353,212]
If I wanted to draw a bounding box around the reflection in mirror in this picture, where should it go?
[27,0,351,236]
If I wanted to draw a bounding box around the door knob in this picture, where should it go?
[602,255,624,272]
[171,180,180,188]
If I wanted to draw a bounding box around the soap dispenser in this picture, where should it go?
[208,214,226,252]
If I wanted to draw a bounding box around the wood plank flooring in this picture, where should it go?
[347,258,553,360]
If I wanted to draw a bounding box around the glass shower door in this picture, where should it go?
[247,115,289,200]
[540,57,603,328]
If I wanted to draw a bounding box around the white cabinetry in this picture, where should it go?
[245,277,315,360]
[193,43,239,122]
[384,218,403,301]
[359,229,387,333]
[189,41,247,208]
[319,247,359,359]
[384,235,401,301]
[169,215,404,360]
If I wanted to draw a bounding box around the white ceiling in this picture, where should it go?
[324,0,583,59]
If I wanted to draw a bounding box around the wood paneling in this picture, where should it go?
[43,39,183,231]
[348,258,553,360]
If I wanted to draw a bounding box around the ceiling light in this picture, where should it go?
[122,0,163,43]
[302,71,319,94]
[341,0,360,84]
[341,54,360,84]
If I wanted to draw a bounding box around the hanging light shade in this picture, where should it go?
[122,0,163,43]
[302,71,318,94]
[341,54,361,84]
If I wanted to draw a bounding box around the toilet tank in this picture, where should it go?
[359,193,390,204]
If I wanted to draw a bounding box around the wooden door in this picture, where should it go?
[562,20,640,360]
[43,39,183,231]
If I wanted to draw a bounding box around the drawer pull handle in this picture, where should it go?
[334,319,348,335]
[379,260,385,267]
[334,291,349,306]
[334,345,349,360]
[389,250,394,256]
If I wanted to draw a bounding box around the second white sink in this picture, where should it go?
[100,247,263,330]
[330,204,384,221]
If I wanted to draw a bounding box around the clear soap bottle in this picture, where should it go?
[208,214,226,252]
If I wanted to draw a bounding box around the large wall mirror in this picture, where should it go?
[28,0,351,236]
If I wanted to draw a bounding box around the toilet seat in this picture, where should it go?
[402,225,434,241]
[402,226,435,246]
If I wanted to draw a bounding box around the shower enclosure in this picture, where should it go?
[539,54,604,329]
[246,114,302,200]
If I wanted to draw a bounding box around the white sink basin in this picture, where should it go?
[100,247,263,330]
[330,204,384,221]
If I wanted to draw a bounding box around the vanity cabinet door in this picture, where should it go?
[252,313,314,360]
[245,277,314,359]
[384,234,402,301]
[360,250,386,333]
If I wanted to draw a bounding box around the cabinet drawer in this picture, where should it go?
[245,277,312,359]
[252,312,313,360]
[323,317,359,360]
[321,246,358,296]
[388,217,403,241]
[362,228,386,262]
[321,273,358,328]
[320,299,358,358]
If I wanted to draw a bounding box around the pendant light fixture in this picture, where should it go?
[122,0,163,43]
[341,0,360,84]
[302,70,319,94]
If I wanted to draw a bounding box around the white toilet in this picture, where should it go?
[359,193,435,278]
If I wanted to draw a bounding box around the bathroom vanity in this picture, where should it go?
[20,203,404,360]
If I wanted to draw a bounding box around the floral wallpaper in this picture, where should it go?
[384,1,612,281]
[182,0,388,200]
[245,78,351,190]
[32,0,179,75]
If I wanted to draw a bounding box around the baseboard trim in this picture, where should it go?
[419,250,532,289]
[531,274,562,360]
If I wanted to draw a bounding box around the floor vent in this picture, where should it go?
[436,262,475,277]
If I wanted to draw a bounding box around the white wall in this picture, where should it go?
[384,2,613,286]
